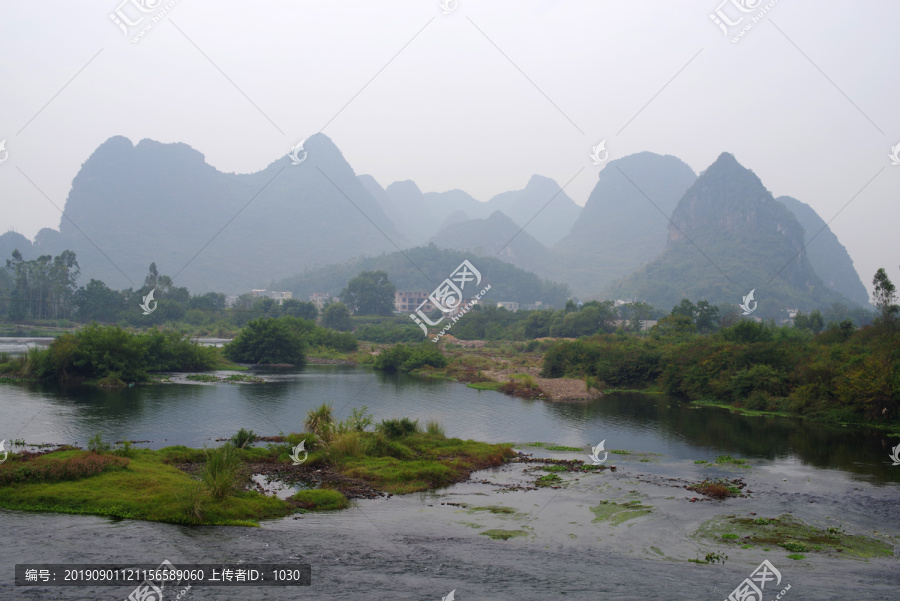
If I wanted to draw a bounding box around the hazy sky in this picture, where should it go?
[1,0,898,293]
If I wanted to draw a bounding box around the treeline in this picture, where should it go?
[542,319,899,425]
[0,317,358,384]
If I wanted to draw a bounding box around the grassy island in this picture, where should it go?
[0,409,514,526]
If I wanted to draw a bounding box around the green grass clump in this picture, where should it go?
[200,445,244,499]
[291,489,349,511]
[722,533,739,539]
[694,459,709,464]
[779,541,808,553]
[545,445,581,452]
[786,554,805,560]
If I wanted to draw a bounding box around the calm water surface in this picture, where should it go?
[1,364,897,483]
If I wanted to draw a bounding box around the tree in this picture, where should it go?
[279,299,318,321]
[671,299,698,320]
[339,270,396,316]
[223,317,307,365]
[695,300,719,333]
[872,267,898,331]
[322,302,353,331]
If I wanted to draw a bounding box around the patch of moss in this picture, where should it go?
[480,529,528,541]
[695,514,893,559]
[786,554,805,560]
[535,473,563,487]
[545,445,582,452]
[590,500,653,526]
[541,464,568,472]
[467,505,517,515]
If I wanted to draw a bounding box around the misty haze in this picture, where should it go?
[1,2,898,600]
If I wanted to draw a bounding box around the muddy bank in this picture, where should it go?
[2,448,897,600]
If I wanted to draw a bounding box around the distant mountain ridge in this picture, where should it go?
[609,152,853,313]
[0,137,868,311]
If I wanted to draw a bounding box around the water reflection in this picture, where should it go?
[0,366,896,483]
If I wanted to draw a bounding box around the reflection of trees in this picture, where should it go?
[543,392,898,481]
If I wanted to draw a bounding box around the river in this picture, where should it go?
[1,361,898,600]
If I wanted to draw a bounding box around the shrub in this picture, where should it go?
[376,417,420,438]
[88,432,112,453]
[230,428,257,449]
[224,317,307,365]
[373,343,447,372]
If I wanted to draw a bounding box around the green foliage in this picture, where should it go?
[355,323,423,343]
[322,302,353,331]
[339,270,396,316]
[541,318,900,425]
[376,417,420,438]
[200,445,243,499]
[373,343,447,372]
[230,428,257,449]
[87,432,112,453]
[425,420,445,437]
[224,317,307,365]
[305,403,336,442]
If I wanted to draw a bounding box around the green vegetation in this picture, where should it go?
[339,270,396,316]
[695,514,894,559]
[480,529,528,541]
[541,310,900,426]
[0,324,219,384]
[590,500,653,526]
[373,343,448,372]
[224,316,307,365]
[544,445,582,452]
[687,478,743,499]
[186,373,219,382]
[0,446,287,526]
[230,428,257,449]
[0,410,514,524]
[291,489,350,511]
